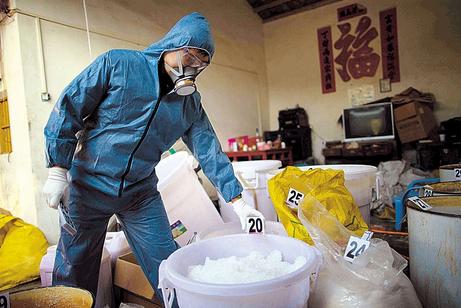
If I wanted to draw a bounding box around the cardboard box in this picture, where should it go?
[119,289,162,308]
[394,101,437,143]
[114,253,162,307]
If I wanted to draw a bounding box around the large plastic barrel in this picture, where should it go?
[156,151,224,246]
[158,234,321,308]
[407,196,461,307]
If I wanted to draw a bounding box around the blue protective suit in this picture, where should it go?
[44,12,242,304]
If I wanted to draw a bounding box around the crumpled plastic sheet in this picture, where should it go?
[298,195,422,308]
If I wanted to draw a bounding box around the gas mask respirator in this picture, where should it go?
[164,48,209,96]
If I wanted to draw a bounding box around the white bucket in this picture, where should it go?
[219,160,282,222]
[105,231,131,268]
[39,245,113,308]
[197,221,288,240]
[156,152,224,247]
[267,165,378,225]
[158,234,321,308]
[439,164,461,182]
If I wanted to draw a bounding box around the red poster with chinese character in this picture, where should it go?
[380,8,400,82]
[334,16,380,82]
[317,26,336,94]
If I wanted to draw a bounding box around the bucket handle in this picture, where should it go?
[235,171,258,189]
[310,249,323,291]
[158,261,175,308]
[372,171,384,204]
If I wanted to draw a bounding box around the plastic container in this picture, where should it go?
[105,231,131,268]
[39,245,113,308]
[10,286,93,308]
[197,221,288,240]
[439,163,461,182]
[268,164,378,225]
[218,160,282,222]
[407,196,461,308]
[156,152,224,247]
[159,234,321,308]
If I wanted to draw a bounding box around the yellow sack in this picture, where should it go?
[0,214,49,291]
[268,166,368,245]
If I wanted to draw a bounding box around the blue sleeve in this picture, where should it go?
[182,104,243,202]
[44,53,111,169]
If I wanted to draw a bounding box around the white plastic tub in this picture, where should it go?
[197,221,288,240]
[219,160,282,222]
[156,152,224,246]
[439,164,461,182]
[159,234,321,308]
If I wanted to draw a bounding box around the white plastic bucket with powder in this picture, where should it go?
[158,234,321,308]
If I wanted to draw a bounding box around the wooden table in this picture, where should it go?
[226,149,293,166]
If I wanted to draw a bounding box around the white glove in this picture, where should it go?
[43,167,69,209]
[232,198,265,230]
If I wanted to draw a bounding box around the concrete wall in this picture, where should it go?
[264,0,461,162]
[1,0,268,243]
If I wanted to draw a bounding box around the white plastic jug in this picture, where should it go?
[158,234,322,308]
[156,151,224,246]
[39,245,113,308]
[219,160,282,222]
[197,221,288,240]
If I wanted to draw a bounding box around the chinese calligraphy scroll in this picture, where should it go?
[380,7,400,82]
[317,26,336,93]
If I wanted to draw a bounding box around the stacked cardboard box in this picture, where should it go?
[392,88,438,143]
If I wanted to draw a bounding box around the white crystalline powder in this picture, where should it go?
[187,250,307,284]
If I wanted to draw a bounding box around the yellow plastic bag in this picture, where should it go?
[268,166,368,245]
[0,213,49,291]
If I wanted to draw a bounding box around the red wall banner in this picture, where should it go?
[380,7,400,82]
[317,26,336,94]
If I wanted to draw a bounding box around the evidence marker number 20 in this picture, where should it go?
[246,217,265,234]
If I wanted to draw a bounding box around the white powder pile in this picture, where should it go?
[187,250,306,284]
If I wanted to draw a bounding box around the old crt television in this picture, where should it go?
[343,102,395,142]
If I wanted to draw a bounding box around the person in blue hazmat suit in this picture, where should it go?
[42,12,264,305]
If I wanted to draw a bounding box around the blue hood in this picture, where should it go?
[143,12,215,59]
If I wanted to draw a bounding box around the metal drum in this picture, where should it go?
[407,196,461,308]
[423,181,461,197]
